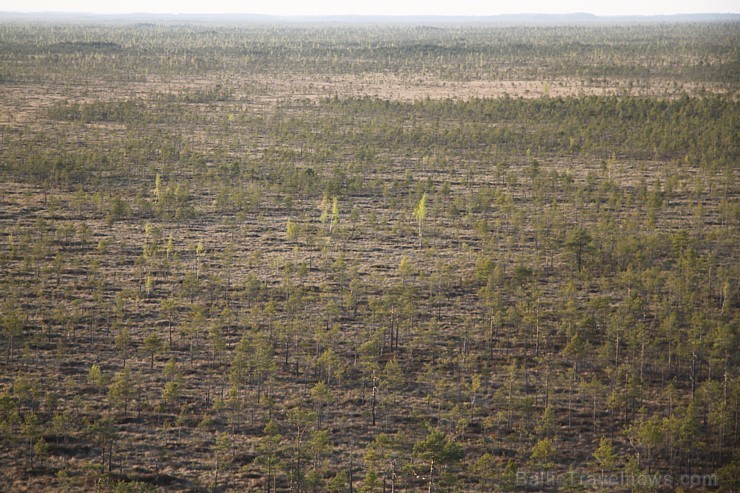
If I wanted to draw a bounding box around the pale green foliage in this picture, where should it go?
[592,436,617,472]
[319,195,330,225]
[330,196,340,235]
[530,437,556,468]
[286,218,299,241]
[398,255,414,283]
[88,364,106,388]
[413,193,427,244]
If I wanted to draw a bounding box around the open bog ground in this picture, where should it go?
[0,18,738,492]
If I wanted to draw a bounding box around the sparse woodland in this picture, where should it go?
[0,18,738,492]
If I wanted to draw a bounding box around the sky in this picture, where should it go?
[1,0,737,16]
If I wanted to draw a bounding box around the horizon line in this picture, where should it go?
[1,11,738,18]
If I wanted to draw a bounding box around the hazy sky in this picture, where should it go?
[2,1,738,16]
